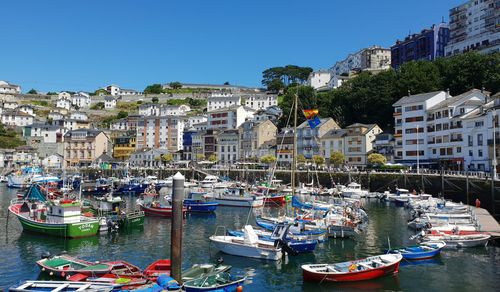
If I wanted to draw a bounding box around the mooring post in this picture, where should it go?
[441,167,444,195]
[466,171,470,206]
[491,168,496,216]
[171,172,185,282]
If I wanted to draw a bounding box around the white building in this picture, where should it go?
[217,129,240,165]
[106,85,120,96]
[188,115,207,127]
[445,0,499,56]
[69,111,88,121]
[321,129,347,159]
[393,91,448,165]
[2,101,18,109]
[244,94,278,110]
[138,103,161,116]
[56,97,73,110]
[193,121,208,131]
[58,92,71,100]
[207,93,241,112]
[23,123,66,143]
[129,148,168,168]
[48,111,65,121]
[42,154,64,169]
[160,104,191,116]
[343,123,383,167]
[104,96,117,109]
[72,92,91,109]
[13,146,39,166]
[1,110,34,127]
[307,70,331,90]
[0,81,21,94]
[136,116,186,151]
[16,105,35,116]
[207,105,255,130]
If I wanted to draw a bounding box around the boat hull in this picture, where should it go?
[184,202,218,213]
[183,278,245,292]
[302,259,401,282]
[9,206,99,238]
[139,203,186,218]
[263,195,286,206]
[210,236,282,261]
[213,197,263,208]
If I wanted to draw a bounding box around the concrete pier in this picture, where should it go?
[472,207,500,238]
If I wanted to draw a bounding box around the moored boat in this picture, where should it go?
[386,241,446,260]
[9,280,114,292]
[210,187,264,208]
[183,191,218,213]
[182,271,245,292]
[420,232,491,248]
[302,254,403,282]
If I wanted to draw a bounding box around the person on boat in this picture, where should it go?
[475,198,481,208]
[348,263,357,272]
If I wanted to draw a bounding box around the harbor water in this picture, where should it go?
[1,184,499,291]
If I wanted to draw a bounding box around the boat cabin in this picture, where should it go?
[46,200,82,224]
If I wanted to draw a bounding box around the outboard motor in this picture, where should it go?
[107,219,119,232]
[271,223,299,256]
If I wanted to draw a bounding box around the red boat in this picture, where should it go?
[253,186,286,206]
[137,201,187,217]
[144,259,172,281]
[302,254,402,282]
[428,229,481,236]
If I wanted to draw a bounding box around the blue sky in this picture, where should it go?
[0,0,464,93]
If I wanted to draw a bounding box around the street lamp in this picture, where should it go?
[416,125,420,174]
[492,111,497,180]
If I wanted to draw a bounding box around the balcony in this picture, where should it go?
[393,111,402,117]
[427,127,435,133]
[450,138,463,142]
[394,133,402,138]
[427,116,435,121]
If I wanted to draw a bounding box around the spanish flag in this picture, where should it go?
[303,109,319,119]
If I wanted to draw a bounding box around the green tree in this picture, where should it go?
[312,155,325,166]
[330,151,345,166]
[260,155,277,164]
[368,153,387,165]
[262,65,313,88]
[144,84,164,94]
[208,154,217,162]
[93,89,108,96]
[27,89,37,94]
[46,91,57,95]
[90,102,105,110]
[196,153,205,161]
[296,154,306,164]
[117,111,128,119]
[169,82,183,90]
[223,81,230,85]
[267,79,285,93]
[278,85,317,129]
[152,96,159,103]
[161,153,173,164]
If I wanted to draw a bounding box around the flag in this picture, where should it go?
[303,109,319,119]
[308,116,321,129]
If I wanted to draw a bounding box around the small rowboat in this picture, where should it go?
[137,200,187,217]
[182,271,245,292]
[386,241,446,260]
[9,280,114,292]
[144,259,171,281]
[302,254,403,282]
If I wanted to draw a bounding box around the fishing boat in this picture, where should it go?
[183,271,245,292]
[91,193,145,228]
[9,280,115,292]
[302,254,403,282]
[8,167,60,188]
[8,185,100,238]
[200,175,219,188]
[341,182,368,199]
[115,178,150,195]
[210,187,264,208]
[386,241,446,260]
[38,255,142,279]
[209,225,284,261]
[253,186,286,206]
[81,178,112,196]
[183,191,218,213]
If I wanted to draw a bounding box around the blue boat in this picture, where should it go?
[386,241,446,260]
[183,191,218,213]
[227,229,317,253]
[255,219,326,242]
[291,196,329,211]
[115,178,149,195]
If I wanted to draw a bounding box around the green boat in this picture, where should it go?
[8,185,99,238]
[89,194,145,229]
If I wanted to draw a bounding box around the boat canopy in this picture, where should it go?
[23,184,47,202]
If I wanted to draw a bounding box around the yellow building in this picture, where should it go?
[112,135,137,161]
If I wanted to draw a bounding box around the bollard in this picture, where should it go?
[171,172,185,282]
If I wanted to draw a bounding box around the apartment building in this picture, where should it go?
[207,105,255,130]
[112,135,137,162]
[297,118,340,158]
[344,123,382,167]
[207,93,241,112]
[321,129,347,159]
[244,93,278,110]
[276,128,294,166]
[239,119,277,160]
[446,0,499,56]
[135,116,185,152]
[0,80,21,94]
[72,92,91,109]
[63,129,111,167]
[1,110,34,127]
[217,129,240,165]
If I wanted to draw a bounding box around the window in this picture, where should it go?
[478,134,483,146]
[432,149,437,154]
[440,148,446,155]
[478,150,483,157]
[475,121,484,127]
[468,135,473,146]
[457,147,461,153]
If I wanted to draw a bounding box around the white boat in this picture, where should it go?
[341,182,368,198]
[421,233,491,248]
[9,280,114,292]
[209,225,283,260]
[200,175,219,188]
[210,187,264,207]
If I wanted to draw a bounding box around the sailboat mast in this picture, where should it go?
[292,93,298,196]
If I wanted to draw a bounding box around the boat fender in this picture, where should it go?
[236,286,243,292]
